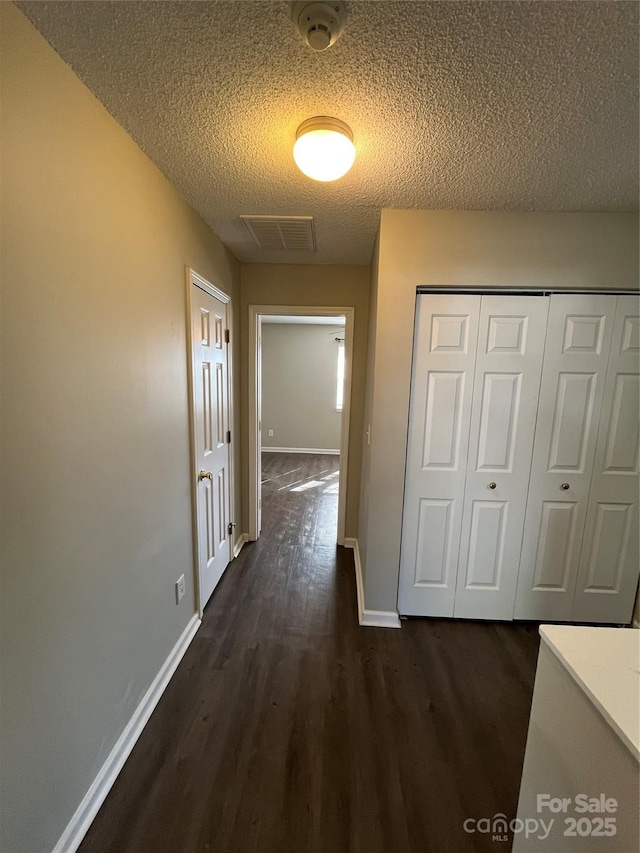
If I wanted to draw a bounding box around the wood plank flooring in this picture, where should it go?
[79,452,540,853]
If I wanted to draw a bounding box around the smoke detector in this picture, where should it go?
[293,2,346,51]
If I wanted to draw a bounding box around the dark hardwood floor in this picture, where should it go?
[79,452,540,853]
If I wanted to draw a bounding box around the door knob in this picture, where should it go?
[561,482,570,490]
[199,470,213,481]
[488,482,497,490]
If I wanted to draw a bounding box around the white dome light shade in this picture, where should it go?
[293,117,356,182]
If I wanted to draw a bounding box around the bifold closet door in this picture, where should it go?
[398,295,481,617]
[453,296,549,620]
[571,295,639,624]
[514,295,618,622]
[398,294,549,619]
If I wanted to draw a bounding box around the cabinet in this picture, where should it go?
[514,627,639,852]
[399,292,639,624]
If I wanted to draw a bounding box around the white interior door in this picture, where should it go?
[572,295,640,623]
[192,285,231,607]
[398,295,481,617]
[453,296,549,620]
[514,294,617,621]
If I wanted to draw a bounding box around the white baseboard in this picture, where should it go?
[360,609,402,628]
[233,532,249,558]
[52,613,201,853]
[261,446,340,455]
[343,538,401,629]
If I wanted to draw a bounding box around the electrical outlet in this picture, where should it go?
[268,429,274,437]
[175,574,185,604]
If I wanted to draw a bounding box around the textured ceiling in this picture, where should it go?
[18,1,639,265]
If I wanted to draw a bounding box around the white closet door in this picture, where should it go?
[453,296,549,620]
[398,295,481,616]
[572,295,640,624]
[514,294,617,621]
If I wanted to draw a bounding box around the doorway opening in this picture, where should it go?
[248,306,354,545]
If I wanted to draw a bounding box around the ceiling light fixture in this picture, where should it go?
[293,117,356,182]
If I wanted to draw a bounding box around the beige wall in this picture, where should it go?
[357,234,379,582]
[261,324,343,451]
[240,264,370,539]
[361,209,640,613]
[0,5,241,852]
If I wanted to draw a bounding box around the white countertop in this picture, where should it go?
[540,625,640,761]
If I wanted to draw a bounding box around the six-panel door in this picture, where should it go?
[398,295,481,616]
[453,297,549,620]
[571,295,640,623]
[514,295,617,621]
[192,287,231,608]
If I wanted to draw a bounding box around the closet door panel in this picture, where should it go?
[546,372,597,471]
[572,295,640,624]
[398,295,481,616]
[454,296,549,620]
[514,294,617,621]
[530,500,579,591]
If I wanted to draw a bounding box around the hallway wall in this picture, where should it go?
[0,5,240,851]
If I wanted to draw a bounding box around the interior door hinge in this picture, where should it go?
[228,521,236,535]
[224,329,230,344]
[226,430,231,444]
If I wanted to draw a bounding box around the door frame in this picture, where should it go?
[248,304,355,545]
[185,267,235,617]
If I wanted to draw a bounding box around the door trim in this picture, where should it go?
[185,267,235,616]
[416,287,639,296]
[248,304,355,545]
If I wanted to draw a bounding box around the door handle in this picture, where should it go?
[561,483,570,490]
[198,470,213,481]
[488,482,497,490]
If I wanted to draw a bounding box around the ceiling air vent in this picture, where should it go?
[240,215,317,253]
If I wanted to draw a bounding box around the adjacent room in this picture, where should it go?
[1,2,638,853]
[259,314,346,541]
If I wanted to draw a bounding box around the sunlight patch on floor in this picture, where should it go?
[290,479,324,492]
